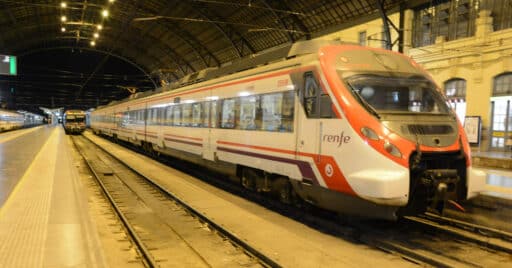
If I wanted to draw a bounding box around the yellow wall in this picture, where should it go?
[319,13,402,52]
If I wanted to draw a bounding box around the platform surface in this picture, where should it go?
[0,126,107,267]
[473,150,512,169]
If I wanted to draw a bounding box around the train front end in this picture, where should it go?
[319,45,486,217]
[63,111,86,134]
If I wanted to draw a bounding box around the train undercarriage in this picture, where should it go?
[103,135,471,220]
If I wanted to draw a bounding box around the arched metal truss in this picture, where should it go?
[0,0,434,112]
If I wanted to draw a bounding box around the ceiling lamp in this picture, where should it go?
[102,10,109,18]
[97,24,103,31]
[60,2,67,8]
[61,15,67,22]
[93,32,99,39]
[61,27,66,32]
[90,41,96,46]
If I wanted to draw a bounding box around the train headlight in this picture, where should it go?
[361,127,379,140]
[384,141,402,158]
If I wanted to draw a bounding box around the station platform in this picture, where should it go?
[472,150,512,169]
[471,150,512,201]
[0,125,107,267]
[0,125,511,267]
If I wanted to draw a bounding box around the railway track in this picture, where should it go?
[83,132,512,267]
[443,197,512,234]
[72,135,277,268]
[415,212,512,246]
[358,214,512,267]
[277,208,512,267]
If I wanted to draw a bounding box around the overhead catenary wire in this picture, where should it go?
[132,15,309,34]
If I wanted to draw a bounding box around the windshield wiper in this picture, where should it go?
[349,86,380,119]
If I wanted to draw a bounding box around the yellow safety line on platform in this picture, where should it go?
[0,128,56,217]
[0,127,58,267]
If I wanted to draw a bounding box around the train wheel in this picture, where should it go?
[241,168,257,190]
[273,177,293,204]
[142,142,156,158]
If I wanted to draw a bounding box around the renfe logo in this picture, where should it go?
[323,131,351,147]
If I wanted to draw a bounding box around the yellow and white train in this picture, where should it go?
[91,40,485,220]
[63,110,86,134]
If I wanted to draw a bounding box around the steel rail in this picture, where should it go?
[404,214,512,254]
[424,212,512,242]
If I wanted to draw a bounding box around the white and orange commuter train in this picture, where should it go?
[90,40,486,220]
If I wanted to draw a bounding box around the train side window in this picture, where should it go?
[154,109,159,125]
[303,72,336,119]
[165,106,172,126]
[117,112,124,127]
[128,111,134,124]
[182,103,192,127]
[154,108,161,125]
[173,105,182,126]
[148,109,155,125]
[147,109,151,125]
[303,72,319,118]
[158,107,165,125]
[138,110,144,124]
[202,101,211,127]
[221,98,237,129]
[127,111,132,124]
[238,95,260,130]
[124,112,128,125]
[192,103,202,127]
[262,93,283,131]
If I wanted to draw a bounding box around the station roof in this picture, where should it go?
[0,0,432,113]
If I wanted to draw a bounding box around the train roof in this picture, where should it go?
[97,39,348,110]
[0,108,22,116]
[168,39,343,89]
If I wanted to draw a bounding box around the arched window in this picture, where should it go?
[444,78,466,123]
[490,73,512,150]
[493,72,512,96]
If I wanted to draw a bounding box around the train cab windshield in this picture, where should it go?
[344,74,451,116]
[65,114,85,123]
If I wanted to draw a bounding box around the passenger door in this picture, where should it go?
[296,72,337,165]
[296,72,322,166]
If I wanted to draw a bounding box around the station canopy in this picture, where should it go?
[0,0,433,113]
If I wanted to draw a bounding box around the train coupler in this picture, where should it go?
[422,169,460,215]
